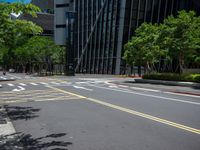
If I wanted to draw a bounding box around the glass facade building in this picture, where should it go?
[71,0,200,74]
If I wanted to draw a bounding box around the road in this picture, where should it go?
[0,73,200,150]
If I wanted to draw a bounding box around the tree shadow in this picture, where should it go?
[0,132,72,150]
[4,105,40,121]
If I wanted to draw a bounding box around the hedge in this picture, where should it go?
[143,73,200,83]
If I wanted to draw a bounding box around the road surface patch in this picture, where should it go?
[48,86,200,135]
[87,84,200,105]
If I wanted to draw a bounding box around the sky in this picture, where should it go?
[1,0,31,3]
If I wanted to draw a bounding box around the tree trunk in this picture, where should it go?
[22,65,26,73]
[179,51,184,74]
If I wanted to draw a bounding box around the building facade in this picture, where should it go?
[55,0,200,74]
[31,0,54,13]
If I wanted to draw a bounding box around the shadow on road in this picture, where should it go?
[4,105,40,121]
[0,132,72,150]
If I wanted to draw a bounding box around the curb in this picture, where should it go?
[134,79,200,88]
[111,81,200,97]
[167,91,200,96]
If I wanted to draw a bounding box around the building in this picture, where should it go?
[27,0,54,37]
[55,0,200,75]
[20,13,54,37]
[31,0,54,13]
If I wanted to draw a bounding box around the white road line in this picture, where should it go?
[8,83,14,87]
[19,83,26,86]
[30,83,38,86]
[109,85,118,88]
[51,82,60,85]
[88,84,200,105]
[61,81,70,84]
[118,85,129,88]
[73,86,93,91]
[130,87,160,92]
[40,82,48,85]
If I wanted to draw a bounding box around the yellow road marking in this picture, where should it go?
[0,96,80,104]
[48,86,200,135]
[0,90,50,94]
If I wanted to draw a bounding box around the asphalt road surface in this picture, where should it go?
[0,73,200,150]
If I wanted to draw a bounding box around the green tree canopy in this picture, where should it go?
[123,10,200,73]
[15,36,65,72]
[0,2,42,67]
[123,23,165,72]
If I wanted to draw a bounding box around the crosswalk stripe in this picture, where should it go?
[30,83,38,85]
[19,83,26,86]
[8,84,14,87]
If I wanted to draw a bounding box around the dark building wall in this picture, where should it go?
[74,0,200,74]
[75,0,122,74]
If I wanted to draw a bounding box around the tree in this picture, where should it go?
[123,10,200,74]
[0,2,42,68]
[123,23,165,73]
[161,11,200,73]
[15,36,65,73]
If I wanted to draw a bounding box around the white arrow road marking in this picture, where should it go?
[12,86,25,92]
[73,86,93,91]
[18,86,25,91]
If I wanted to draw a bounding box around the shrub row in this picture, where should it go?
[143,73,200,83]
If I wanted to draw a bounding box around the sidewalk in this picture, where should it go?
[113,78,200,96]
